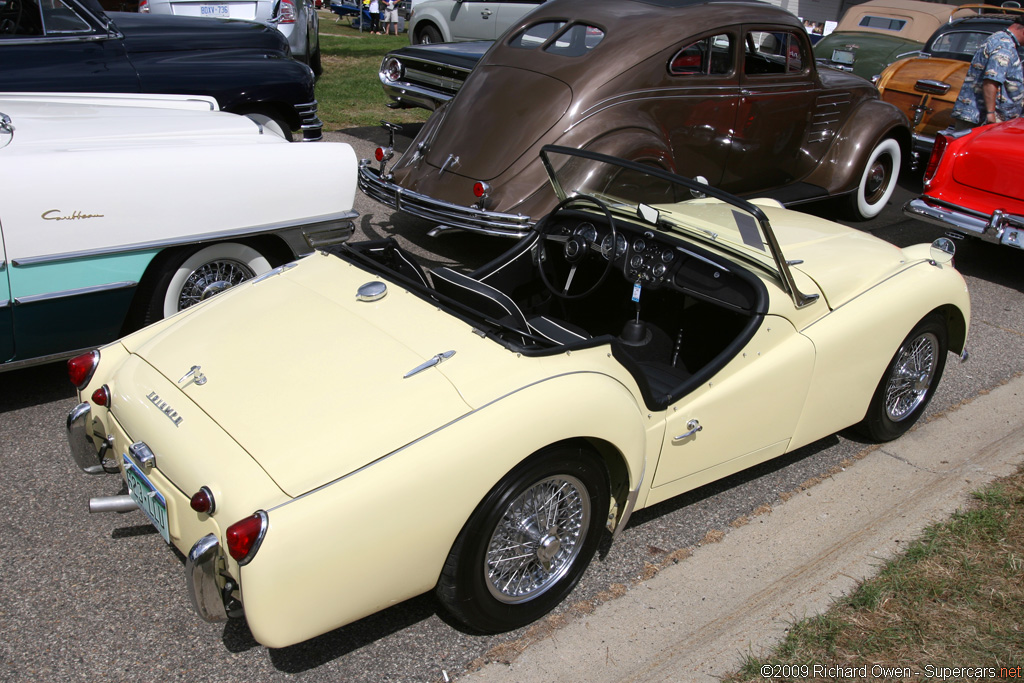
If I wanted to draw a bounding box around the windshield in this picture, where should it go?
[539,145,818,308]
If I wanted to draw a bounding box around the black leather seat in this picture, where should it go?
[431,267,589,346]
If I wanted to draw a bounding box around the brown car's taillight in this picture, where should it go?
[924,133,948,184]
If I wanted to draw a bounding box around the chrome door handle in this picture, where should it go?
[481,8,492,16]
[673,419,702,442]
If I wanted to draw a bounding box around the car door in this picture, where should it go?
[650,313,816,492]
[725,26,818,194]
[445,0,505,41]
[0,0,140,94]
[662,31,741,188]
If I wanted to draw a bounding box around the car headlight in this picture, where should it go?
[382,57,403,83]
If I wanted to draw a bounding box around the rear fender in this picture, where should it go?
[238,371,652,648]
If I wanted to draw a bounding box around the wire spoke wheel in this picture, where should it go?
[176,259,256,311]
[485,474,589,604]
[884,331,939,422]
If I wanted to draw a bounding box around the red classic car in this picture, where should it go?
[904,118,1024,249]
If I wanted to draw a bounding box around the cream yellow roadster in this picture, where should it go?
[67,147,969,648]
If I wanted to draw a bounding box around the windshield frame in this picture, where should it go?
[539,145,818,309]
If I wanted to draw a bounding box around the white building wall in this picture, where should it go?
[761,0,848,26]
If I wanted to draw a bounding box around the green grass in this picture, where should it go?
[314,12,431,131]
[727,466,1024,682]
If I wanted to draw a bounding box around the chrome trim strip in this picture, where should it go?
[0,299,8,309]
[358,163,533,236]
[0,345,94,373]
[13,281,136,306]
[9,212,357,266]
[186,534,229,622]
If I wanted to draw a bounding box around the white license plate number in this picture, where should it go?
[124,455,171,544]
[200,4,230,16]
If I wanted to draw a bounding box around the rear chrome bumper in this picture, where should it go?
[904,197,1024,249]
[66,402,107,475]
[358,161,534,237]
[187,534,230,623]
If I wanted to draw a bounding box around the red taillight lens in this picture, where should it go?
[190,487,216,515]
[277,0,296,23]
[924,134,948,184]
[68,350,99,390]
[91,385,111,407]
[226,512,267,564]
[473,181,490,198]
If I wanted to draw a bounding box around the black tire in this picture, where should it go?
[844,137,901,220]
[436,445,609,633]
[416,24,442,44]
[139,242,274,327]
[857,313,948,442]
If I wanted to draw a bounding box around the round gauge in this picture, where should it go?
[633,238,646,253]
[601,233,628,260]
[661,249,675,264]
[630,254,644,270]
[574,223,598,244]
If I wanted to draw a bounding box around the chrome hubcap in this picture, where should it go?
[864,156,893,203]
[485,474,589,604]
[178,260,255,311]
[884,332,938,422]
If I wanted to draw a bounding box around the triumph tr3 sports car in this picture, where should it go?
[361,0,912,237]
[68,146,969,648]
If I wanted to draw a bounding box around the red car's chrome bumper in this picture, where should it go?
[358,161,534,237]
[904,197,1024,249]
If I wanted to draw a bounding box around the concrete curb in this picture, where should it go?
[459,375,1024,682]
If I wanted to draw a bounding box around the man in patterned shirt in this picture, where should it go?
[951,15,1024,130]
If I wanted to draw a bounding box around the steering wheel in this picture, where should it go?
[537,194,618,300]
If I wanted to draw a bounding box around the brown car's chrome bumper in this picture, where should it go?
[358,161,534,237]
[904,197,1024,249]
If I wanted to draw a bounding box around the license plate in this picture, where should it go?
[124,455,171,544]
[831,49,855,65]
[200,4,230,16]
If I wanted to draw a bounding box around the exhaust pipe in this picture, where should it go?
[89,495,138,514]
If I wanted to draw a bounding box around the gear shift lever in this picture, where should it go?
[620,282,650,346]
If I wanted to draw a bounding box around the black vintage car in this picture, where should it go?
[0,0,322,140]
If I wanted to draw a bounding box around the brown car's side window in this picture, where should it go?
[744,30,807,76]
[669,34,734,76]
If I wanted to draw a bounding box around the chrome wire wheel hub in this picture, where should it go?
[178,260,255,311]
[485,474,590,604]
[884,331,939,422]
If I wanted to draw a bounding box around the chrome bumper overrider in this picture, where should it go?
[67,402,107,475]
[187,534,230,623]
[358,162,535,237]
[295,101,323,142]
[904,198,1024,249]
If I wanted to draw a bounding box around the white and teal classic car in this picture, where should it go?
[0,92,357,371]
[68,146,969,648]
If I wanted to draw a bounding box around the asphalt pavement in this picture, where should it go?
[0,128,1022,682]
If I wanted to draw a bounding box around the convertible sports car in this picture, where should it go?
[361,0,912,237]
[0,92,357,371]
[68,146,969,648]
[905,119,1024,249]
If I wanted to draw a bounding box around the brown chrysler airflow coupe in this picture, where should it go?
[360,0,911,236]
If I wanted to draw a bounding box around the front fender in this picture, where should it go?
[803,99,911,194]
[237,371,651,648]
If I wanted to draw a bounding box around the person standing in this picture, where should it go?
[951,15,1024,130]
[368,0,381,34]
[383,0,399,35]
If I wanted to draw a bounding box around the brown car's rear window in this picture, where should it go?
[510,21,605,56]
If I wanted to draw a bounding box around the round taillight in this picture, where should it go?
[68,350,100,390]
[924,133,948,184]
[382,57,403,82]
[473,181,490,198]
[375,146,393,162]
[91,385,111,408]
[190,486,216,515]
[226,511,268,565]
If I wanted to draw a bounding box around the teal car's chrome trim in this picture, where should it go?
[0,299,9,309]
[14,281,137,305]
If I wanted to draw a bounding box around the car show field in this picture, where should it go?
[3,122,1024,681]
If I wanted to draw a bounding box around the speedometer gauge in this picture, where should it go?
[601,233,627,260]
